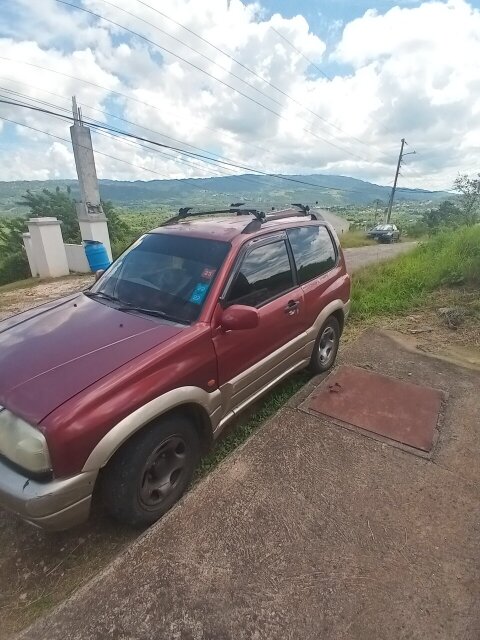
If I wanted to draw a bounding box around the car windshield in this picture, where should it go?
[89,233,230,324]
[374,225,393,231]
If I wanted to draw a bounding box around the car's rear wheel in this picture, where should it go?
[309,315,340,374]
[102,414,200,527]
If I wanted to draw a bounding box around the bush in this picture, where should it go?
[351,226,480,319]
[0,252,30,286]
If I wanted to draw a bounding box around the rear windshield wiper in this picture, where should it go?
[117,305,188,324]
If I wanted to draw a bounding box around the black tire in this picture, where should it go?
[309,315,340,374]
[102,414,200,527]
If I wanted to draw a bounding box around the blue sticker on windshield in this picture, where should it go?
[189,282,210,305]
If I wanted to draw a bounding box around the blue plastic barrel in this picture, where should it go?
[83,240,111,272]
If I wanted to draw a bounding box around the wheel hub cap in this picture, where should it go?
[139,436,187,508]
[319,326,335,364]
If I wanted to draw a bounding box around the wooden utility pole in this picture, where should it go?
[386,138,405,223]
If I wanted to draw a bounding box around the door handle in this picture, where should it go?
[284,300,300,315]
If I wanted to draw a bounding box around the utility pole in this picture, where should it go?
[385,138,405,223]
[373,198,381,225]
[70,96,112,260]
[385,138,417,223]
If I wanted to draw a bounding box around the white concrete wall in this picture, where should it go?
[22,233,39,277]
[27,218,69,278]
[65,243,91,273]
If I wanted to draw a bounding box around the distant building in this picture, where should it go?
[313,208,350,235]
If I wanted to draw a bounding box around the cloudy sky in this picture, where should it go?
[0,0,479,191]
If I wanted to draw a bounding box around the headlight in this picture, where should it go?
[0,409,51,473]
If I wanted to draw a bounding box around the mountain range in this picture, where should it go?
[0,173,450,216]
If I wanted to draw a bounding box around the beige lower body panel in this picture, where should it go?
[219,333,309,415]
[213,298,349,437]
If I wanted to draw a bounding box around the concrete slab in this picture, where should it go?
[304,365,444,452]
[19,330,480,640]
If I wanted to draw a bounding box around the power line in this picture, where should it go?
[130,0,379,158]
[270,26,332,81]
[0,98,370,193]
[100,0,284,110]
[0,113,211,187]
[0,57,274,159]
[1,97,439,196]
[54,0,369,162]
[0,87,274,189]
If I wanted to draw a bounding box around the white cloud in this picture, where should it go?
[0,0,479,191]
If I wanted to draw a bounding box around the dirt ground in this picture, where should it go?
[0,275,93,321]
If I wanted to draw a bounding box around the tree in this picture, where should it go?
[0,216,28,256]
[18,187,129,244]
[453,173,480,226]
[19,187,80,243]
[422,200,461,233]
[0,217,30,285]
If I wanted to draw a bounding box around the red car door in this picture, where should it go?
[212,234,307,415]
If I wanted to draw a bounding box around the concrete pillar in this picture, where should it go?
[76,204,113,261]
[70,100,112,261]
[22,232,39,277]
[27,218,69,278]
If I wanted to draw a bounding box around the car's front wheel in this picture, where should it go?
[102,414,200,527]
[309,315,340,374]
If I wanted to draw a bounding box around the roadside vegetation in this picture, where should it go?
[351,226,480,319]
[338,230,376,248]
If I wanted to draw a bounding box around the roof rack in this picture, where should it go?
[161,202,320,233]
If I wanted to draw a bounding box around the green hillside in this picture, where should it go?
[0,174,449,216]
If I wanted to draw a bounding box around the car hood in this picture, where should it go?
[0,293,183,424]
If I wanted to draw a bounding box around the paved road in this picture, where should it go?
[344,241,416,273]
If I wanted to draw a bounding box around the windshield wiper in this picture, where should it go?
[84,290,119,303]
[117,305,187,324]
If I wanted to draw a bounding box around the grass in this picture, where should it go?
[338,230,376,248]
[351,226,480,320]
[196,371,310,478]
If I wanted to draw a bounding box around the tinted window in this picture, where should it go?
[227,240,294,307]
[287,226,336,284]
[91,233,229,323]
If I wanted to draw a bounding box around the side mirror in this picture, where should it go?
[220,305,259,331]
[95,269,105,282]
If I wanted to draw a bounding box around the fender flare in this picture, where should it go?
[82,386,222,472]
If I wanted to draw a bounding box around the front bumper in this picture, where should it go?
[0,458,97,531]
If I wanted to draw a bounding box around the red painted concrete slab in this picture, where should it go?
[308,365,443,451]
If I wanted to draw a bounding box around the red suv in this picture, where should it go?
[0,206,350,530]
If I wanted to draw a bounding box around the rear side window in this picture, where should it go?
[287,226,337,284]
[226,240,294,307]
